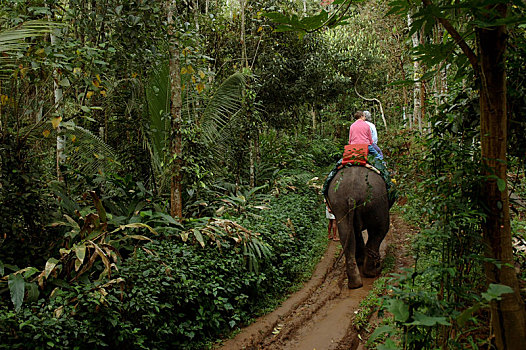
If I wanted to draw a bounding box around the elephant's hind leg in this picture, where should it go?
[363,246,382,277]
[337,210,362,289]
[362,226,388,277]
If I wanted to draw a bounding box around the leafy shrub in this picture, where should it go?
[0,168,327,349]
[0,133,59,268]
[374,102,504,348]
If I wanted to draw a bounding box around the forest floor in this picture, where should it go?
[217,214,415,350]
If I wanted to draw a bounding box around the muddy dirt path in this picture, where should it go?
[218,214,413,350]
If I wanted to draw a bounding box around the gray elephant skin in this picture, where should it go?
[326,166,390,289]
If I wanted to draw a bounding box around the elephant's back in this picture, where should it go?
[327,166,387,205]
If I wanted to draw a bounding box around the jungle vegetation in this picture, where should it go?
[0,0,525,349]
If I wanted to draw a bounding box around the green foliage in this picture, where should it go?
[264,0,353,34]
[0,158,327,349]
[368,281,515,350]
[0,133,59,268]
[372,82,520,348]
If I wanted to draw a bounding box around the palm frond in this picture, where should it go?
[145,62,248,191]
[62,125,120,176]
[0,20,57,53]
[145,62,170,162]
[0,20,63,73]
[200,72,247,145]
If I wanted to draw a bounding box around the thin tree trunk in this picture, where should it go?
[49,14,65,182]
[167,0,183,219]
[239,0,248,69]
[441,63,448,100]
[478,6,526,347]
[408,13,421,131]
[354,85,387,129]
[311,105,316,135]
[249,139,255,187]
[420,79,425,131]
[399,55,408,127]
[239,0,255,187]
[194,0,200,31]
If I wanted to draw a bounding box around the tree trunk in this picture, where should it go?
[478,7,526,348]
[408,13,421,131]
[399,55,408,127]
[194,0,200,32]
[420,79,426,131]
[354,85,387,129]
[239,0,248,69]
[167,0,183,219]
[249,138,255,187]
[49,13,65,182]
[311,105,316,135]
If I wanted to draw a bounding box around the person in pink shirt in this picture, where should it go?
[323,110,397,207]
[348,111,382,160]
[348,111,373,145]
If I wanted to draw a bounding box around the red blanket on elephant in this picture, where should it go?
[342,144,368,166]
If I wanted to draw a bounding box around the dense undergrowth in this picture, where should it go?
[0,134,339,349]
[364,96,526,349]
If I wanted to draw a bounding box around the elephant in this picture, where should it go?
[326,165,390,289]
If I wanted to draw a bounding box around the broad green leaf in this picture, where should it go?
[64,214,80,230]
[367,324,394,345]
[263,12,292,24]
[408,311,450,326]
[74,245,86,264]
[386,299,409,322]
[496,178,506,192]
[193,229,205,248]
[44,258,59,279]
[8,273,25,312]
[482,283,514,301]
[274,25,297,33]
[89,191,107,223]
[456,303,481,327]
[23,267,39,279]
[75,258,82,272]
[299,10,329,30]
[25,283,39,302]
[58,77,70,87]
[377,338,401,350]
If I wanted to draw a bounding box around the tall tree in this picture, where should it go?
[167,0,183,219]
[415,0,526,347]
